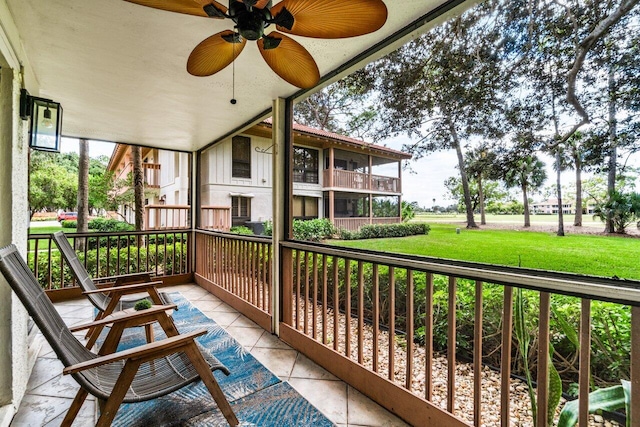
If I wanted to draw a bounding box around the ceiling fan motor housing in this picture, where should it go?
[228,2,272,40]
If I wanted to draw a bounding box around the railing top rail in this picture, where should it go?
[195,229,272,244]
[29,229,191,239]
[281,240,640,306]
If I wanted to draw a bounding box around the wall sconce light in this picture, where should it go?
[20,89,63,152]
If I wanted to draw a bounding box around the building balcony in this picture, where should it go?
[23,230,640,426]
[324,169,401,193]
[143,163,161,188]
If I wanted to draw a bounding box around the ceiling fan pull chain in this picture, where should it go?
[231,32,237,105]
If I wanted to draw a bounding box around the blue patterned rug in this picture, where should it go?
[101,292,334,427]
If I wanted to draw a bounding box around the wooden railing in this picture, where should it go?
[333,217,402,231]
[145,204,190,230]
[28,229,191,291]
[279,241,640,427]
[194,230,273,332]
[323,169,401,193]
[371,174,400,192]
[142,163,161,188]
[201,206,232,232]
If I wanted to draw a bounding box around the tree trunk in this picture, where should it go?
[478,174,486,225]
[574,153,583,226]
[555,151,564,236]
[522,183,530,227]
[447,118,477,228]
[605,64,617,233]
[132,146,145,232]
[76,139,90,250]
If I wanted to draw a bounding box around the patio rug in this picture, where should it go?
[98,292,334,427]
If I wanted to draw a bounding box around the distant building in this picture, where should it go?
[531,198,596,215]
[107,122,412,232]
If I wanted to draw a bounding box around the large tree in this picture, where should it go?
[132,146,145,231]
[372,1,513,228]
[503,154,547,227]
[76,139,90,250]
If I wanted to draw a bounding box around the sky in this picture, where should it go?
[60,137,115,159]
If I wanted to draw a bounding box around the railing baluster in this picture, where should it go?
[389,266,395,381]
[345,258,351,358]
[579,298,591,427]
[295,250,301,330]
[474,280,483,427]
[373,264,380,373]
[447,276,456,414]
[425,272,434,401]
[537,292,551,427]
[406,270,414,391]
[632,305,640,427]
[106,236,111,276]
[312,253,318,340]
[322,254,328,345]
[357,260,364,365]
[304,251,310,335]
[500,286,514,427]
[333,256,339,352]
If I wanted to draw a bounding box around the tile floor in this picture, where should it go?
[11,284,410,427]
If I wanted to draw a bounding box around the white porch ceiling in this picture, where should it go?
[7,0,472,152]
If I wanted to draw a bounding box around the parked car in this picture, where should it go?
[57,212,77,222]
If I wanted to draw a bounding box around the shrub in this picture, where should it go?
[292,218,335,241]
[134,299,152,310]
[60,220,77,229]
[338,222,430,240]
[261,219,335,241]
[230,226,254,235]
[88,218,135,233]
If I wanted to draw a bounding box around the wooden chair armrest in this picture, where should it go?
[82,281,163,295]
[68,304,177,332]
[94,272,153,286]
[63,329,207,375]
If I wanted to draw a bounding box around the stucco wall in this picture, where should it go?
[0,66,30,426]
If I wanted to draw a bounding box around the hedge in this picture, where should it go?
[338,222,430,240]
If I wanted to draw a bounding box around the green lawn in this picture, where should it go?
[28,223,76,251]
[332,223,640,280]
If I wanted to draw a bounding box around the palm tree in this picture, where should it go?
[76,139,89,250]
[132,146,145,232]
[504,155,547,227]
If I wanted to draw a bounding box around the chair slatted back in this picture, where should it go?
[52,231,108,311]
[0,245,96,368]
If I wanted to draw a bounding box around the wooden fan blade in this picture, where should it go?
[270,0,387,38]
[123,0,227,18]
[258,31,320,88]
[187,31,247,76]
[235,0,271,9]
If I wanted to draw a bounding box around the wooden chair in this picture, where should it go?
[52,231,176,348]
[0,244,239,427]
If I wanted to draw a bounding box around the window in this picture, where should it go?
[293,196,318,220]
[232,136,251,179]
[231,196,251,226]
[293,147,319,184]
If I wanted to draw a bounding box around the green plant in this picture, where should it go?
[292,218,335,241]
[592,190,640,233]
[88,218,135,233]
[60,220,77,228]
[230,226,254,235]
[558,380,630,427]
[134,299,152,310]
[514,289,562,426]
[338,223,430,240]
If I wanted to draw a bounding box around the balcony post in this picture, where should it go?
[272,97,294,334]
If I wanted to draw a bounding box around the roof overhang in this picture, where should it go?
[6,0,475,152]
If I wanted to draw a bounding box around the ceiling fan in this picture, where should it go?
[124,0,388,88]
